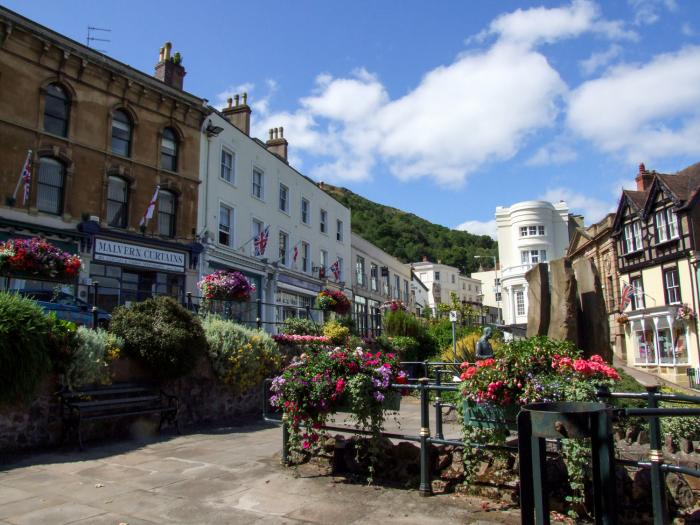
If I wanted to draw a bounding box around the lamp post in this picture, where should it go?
[475,255,501,325]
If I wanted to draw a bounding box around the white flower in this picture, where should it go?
[354,347,364,357]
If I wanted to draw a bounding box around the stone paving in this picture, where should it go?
[0,398,520,525]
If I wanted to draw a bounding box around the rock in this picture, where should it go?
[667,472,695,509]
[680,438,694,454]
[436,453,452,471]
[626,426,639,444]
[526,263,550,337]
[547,258,579,344]
[632,469,653,505]
[637,430,649,445]
[431,479,454,494]
[664,435,676,454]
[572,257,611,361]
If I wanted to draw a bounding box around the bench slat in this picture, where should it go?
[61,386,157,398]
[67,395,162,409]
[80,406,176,421]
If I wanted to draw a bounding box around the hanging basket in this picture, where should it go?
[463,400,519,431]
[0,237,81,282]
[198,270,256,302]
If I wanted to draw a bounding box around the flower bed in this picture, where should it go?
[316,289,351,315]
[272,334,330,345]
[0,237,81,280]
[198,270,255,302]
[379,300,407,312]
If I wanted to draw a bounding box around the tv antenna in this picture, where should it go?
[86,26,111,53]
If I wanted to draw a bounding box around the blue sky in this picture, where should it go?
[5,0,700,237]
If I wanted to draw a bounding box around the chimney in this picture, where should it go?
[635,162,654,192]
[154,42,186,90]
[265,127,288,163]
[221,93,251,135]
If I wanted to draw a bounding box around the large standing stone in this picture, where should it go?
[573,258,612,361]
[547,258,579,344]
[526,263,550,337]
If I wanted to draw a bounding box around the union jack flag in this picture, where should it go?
[620,283,634,313]
[254,225,270,256]
[330,259,340,281]
[292,244,298,263]
[21,150,32,205]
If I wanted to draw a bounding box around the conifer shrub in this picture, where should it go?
[0,292,52,403]
[110,296,206,380]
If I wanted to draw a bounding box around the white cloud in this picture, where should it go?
[540,187,616,223]
[568,46,700,162]
[579,44,622,75]
[682,23,695,37]
[455,219,497,239]
[527,141,578,166]
[628,0,677,26]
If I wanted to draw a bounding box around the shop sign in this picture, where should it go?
[94,237,186,272]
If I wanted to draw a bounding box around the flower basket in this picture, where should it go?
[316,289,351,315]
[676,304,697,322]
[198,270,255,302]
[0,237,81,281]
[463,400,519,431]
[616,314,629,325]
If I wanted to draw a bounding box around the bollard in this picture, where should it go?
[647,385,668,525]
[418,377,432,496]
[281,412,290,466]
[92,306,98,329]
[434,370,444,440]
[186,292,193,311]
[257,298,263,329]
[92,281,99,308]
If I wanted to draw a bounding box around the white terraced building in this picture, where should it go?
[495,200,575,327]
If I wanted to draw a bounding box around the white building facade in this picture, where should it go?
[198,101,351,331]
[495,200,571,326]
[350,233,413,336]
[412,260,482,314]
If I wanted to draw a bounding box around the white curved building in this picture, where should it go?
[495,200,574,326]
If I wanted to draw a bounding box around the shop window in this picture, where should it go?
[634,323,657,364]
[36,157,65,215]
[111,110,132,157]
[218,204,232,246]
[160,128,178,172]
[158,190,176,238]
[44,83,70,137]
[106,176,128,228]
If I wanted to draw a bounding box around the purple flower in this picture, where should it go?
[373,391,385,403]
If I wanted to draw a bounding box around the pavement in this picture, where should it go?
[0,398,520,525]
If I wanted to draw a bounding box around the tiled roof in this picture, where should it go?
[622,190,647,210]
[658,162,700,205]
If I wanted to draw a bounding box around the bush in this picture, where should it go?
[46,314,78,373]
[63,328,123,389]
[110,296,207,379]
[439,332,501,363]
[427,319,473,352]
[323,319,350,345]
[382,310,436,360]
[202,316,281,395]
[0,292,52,403]
[381,336,421,361]
[281,317,321,336]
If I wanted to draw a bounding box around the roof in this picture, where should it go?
[622,190,647,211]
[658,161,700,205]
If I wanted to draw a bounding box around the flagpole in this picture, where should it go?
[12,149,32,201]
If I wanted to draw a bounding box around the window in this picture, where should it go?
[337,257,344,282]
[320,250,328,278]
[434,271,440,281]
[656,208,679,243]
[301,242,310,273]
[44,83,69,137]
[251,219,263,256]
[301,198,310,224]
[106,176,128,228]
[462,283,466,290]
[356,256,366,286]
[634,323,657,365]
[279,184,289,213]
[218,204,232,246]
[520,225,545,237]
[515,290,525,316]
[394,275,400,299]
[623,221,642,254]
[337,219,343,242]
[278,231,289,266]
[520,250,542,264]
[540,250,547,262]
[664,268,681,305]
[36,157,65,215]
[370,263,378,291]
[320,209,327,234]
[252,168,264,199]
[158,190,176,238]
[404,279,409,302]
[538,225,545,235]
[630,277,645,310]
[110,110,132,157]
[221,149,234,183]
[451,274,455,284]
[160,128,178,171]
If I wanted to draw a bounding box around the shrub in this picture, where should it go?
[427,319,473,351]
[383,336,421,361]
[110,296,207,379]
[46,314,78,373]
[281,317,321,336]
[439,332,502,363]
[323,319,350,345]
[0,292,52,403]
[383,309,422,338]
[202,316,281,395]
[64,328,123,389]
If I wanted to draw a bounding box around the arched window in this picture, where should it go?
[160,128,178,171]
[111,110,132,157]
[157,190,176,237]
[106,176,129,228]
[43,84,70,137]
[36,157,65,215]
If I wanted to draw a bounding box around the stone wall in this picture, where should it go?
[0,355,263,453]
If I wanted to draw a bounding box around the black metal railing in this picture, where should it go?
[686,368,700,390]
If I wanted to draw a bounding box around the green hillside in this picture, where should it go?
[319,183,497,275]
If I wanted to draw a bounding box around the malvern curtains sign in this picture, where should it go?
[94,238,186,272]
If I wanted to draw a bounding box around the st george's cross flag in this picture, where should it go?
[140,185,160,227]
[20,150,33,205]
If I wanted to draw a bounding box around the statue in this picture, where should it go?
[475,326,494,359]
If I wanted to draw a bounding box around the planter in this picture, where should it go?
[463,400,519,431]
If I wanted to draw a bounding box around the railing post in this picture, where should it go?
[257,298,263,330]
[92,306,98,330]
[646,385,668,525]
[281,412,290,466]
[418,377,432,496]
[186,292,193,311]
[92,281,99,308]
[434,369,444,440]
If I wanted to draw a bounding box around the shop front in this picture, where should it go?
[276,273,323,327]
[203,259,263,327]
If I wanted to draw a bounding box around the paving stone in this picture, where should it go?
[65,512,158,525]
[4,502,103,525]
[0,495,67,519]
[92,489,183,521]
[0,487,33,506]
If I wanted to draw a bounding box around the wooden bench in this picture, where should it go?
[58,383,180,449]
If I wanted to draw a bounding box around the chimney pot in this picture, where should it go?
[234,94,239,106]
[242,92,248,105]
[159,47,164,62]
[154,41,186,90]
[279,126,284,138]
[164,42,172,60]
[221,93,251,135]
[639,162,646,174]
[268,129,274,140]
[227,97,233,109]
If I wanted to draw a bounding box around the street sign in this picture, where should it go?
[449,310,458,322]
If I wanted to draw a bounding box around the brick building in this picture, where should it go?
[0,7,209,308]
